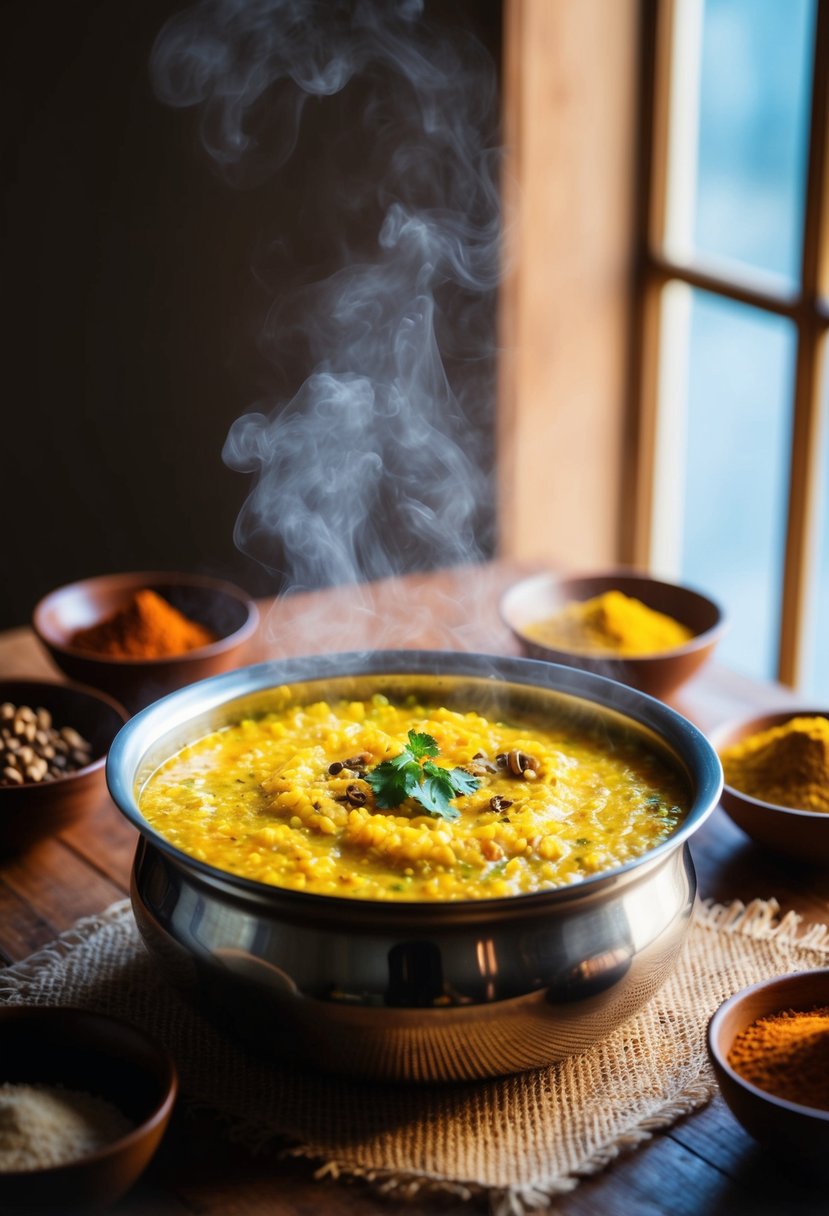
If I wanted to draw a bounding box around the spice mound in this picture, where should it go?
[728,1004,829,1110]
[71,589,217,660]
[720,715,829,813]
[0,1083,133,1171]
[523,590,693,657]
[0,704,92,787]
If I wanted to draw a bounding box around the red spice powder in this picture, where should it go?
[71,589,217,659]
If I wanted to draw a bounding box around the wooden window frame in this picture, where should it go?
[625,0,829,687]
[497,0,640,574]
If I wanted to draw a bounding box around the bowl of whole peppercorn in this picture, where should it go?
[0,679,128,854]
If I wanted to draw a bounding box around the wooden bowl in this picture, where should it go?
[708,970,829,1159]
[500,570,725,700]
[0,679,128,856]
[0,1006,177,1211]
[710,709,829,865]
[33,572,259,713]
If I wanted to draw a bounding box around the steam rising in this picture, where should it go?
[151,0,501,634]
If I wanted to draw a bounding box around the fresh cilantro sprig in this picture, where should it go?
[366,730,479,821]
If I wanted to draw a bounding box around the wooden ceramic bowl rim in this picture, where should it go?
[33,571,259,666]
[500,568,726,661]
[711,708,829,821]
[708,969,829,1121]
[0,678,128,795]
[0,1005,178,1178]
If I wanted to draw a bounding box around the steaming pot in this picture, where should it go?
[107,651,722,1082]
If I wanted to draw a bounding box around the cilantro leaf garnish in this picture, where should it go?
[366,730,479,820]
[368,757,420,809]
[405,731,440,760]
[442,767,481,798]
[418,764,462,819]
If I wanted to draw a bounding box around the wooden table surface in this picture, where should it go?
[1,561,826,1216]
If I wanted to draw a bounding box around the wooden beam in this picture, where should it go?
[498,0,640,569]
[778,0,829,686]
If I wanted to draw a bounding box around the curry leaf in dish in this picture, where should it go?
[367,730,480,820]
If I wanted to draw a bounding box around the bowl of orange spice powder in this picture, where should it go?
[711,709,829,865]
[33,572,259,712]
[708,969,829,1160]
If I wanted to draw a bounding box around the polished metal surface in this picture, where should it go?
[108,651,723,1082]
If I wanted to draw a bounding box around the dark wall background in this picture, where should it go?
[0,0,501,630]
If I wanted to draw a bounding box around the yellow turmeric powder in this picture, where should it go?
[728,1004,829,1109]
[524,590,693,657]
[720,716,829,813]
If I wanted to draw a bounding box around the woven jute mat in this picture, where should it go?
[2,897,828,1213]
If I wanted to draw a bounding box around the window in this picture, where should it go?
[628,0,829,690]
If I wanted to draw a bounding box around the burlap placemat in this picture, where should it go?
[2,897,828,1213]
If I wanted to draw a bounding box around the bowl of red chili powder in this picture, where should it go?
[33,572,259,713]
[708,969,829,1161]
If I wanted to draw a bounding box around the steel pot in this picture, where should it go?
[107,651,722,1082]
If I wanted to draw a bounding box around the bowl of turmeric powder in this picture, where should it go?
[500,570,725,700]
[712,709,829,865]
[33,572,259,713]
[708,969,829,1159]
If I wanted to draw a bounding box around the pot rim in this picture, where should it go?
[107,649,722,916]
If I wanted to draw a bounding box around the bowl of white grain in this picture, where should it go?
[0,1006,177,1211]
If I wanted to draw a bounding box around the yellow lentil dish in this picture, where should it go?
[138,693,690,901]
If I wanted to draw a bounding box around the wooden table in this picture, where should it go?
[1,562,826,1216]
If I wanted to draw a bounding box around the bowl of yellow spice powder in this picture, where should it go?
[33,571,259,713]
[708,969,829,1160]
[501,570,725,699]
[713,709,829,865]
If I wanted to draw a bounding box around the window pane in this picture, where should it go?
[805,349,829,697]
[668,0,815,287]
[678,291,796,680]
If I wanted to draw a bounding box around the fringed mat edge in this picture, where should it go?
[2,895,829,1213]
